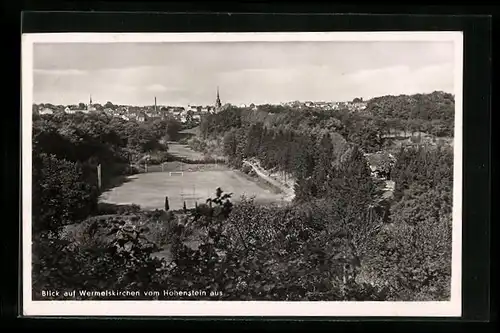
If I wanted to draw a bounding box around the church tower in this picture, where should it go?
[215,86,222,110]
[87,94,96,112]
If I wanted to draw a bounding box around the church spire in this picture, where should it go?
[215,86,221,109]
[87,94,93,111]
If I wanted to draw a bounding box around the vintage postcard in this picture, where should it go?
[22,31,463,317]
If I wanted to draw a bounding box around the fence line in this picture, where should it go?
[131,160,227,174]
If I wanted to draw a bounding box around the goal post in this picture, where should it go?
[169,171,184,176]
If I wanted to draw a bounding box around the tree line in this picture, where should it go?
[34,101,124,112]
[32,112,182,231]
[364,91,455,137]
[202,91,453,155]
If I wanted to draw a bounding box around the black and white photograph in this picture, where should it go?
[22,32,463,316]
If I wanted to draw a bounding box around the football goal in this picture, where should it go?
[169,171,184,176]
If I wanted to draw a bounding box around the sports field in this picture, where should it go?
[100,142,289,210]
[99,169,287,211]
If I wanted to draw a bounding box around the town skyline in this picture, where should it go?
[33,89,454,108]
[33,41,455,106]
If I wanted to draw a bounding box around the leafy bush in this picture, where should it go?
[116,204,142,215]
[32,153,98,232]
[32,217,168,300]
[241,164,252,174]
[142,210,178,248]
[164,189,388,301]
[146,150,170,165]
[368,215,452,301]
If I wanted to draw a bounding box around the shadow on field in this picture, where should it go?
[100,174,136,192]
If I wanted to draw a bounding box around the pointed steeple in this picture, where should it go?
[87,94,93,111]
[215,86,222,109]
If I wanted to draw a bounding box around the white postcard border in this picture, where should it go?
[22,31,463,317]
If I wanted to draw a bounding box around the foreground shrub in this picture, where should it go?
[366,215,452,301]
[164,192,388,301]
[33,183,451,302]
[32,153,99,232]
[32,218,168,300]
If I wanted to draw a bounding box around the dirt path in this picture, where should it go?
[242,160,295,201]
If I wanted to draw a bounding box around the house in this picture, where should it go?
[65,105,90,114]
[352,102,367,111]
[192,114,201,121]
[316,102,331,110]
[149,115,162,122]
[39,107,54,115]
[121,115,130,121]
[364,152,396,179]
[137,113,147,122]
[64,106,84,114]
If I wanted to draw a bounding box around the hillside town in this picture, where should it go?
[33,87,369,125]
[35,97,213,124]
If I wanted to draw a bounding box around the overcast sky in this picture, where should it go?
[33,41,456,106]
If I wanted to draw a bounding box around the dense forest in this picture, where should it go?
[201,91,454,157]
[32,91,454,302]
[366,91,455,134]
[199,91,454,200]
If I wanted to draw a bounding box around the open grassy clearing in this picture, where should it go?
[99,169,287,211]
